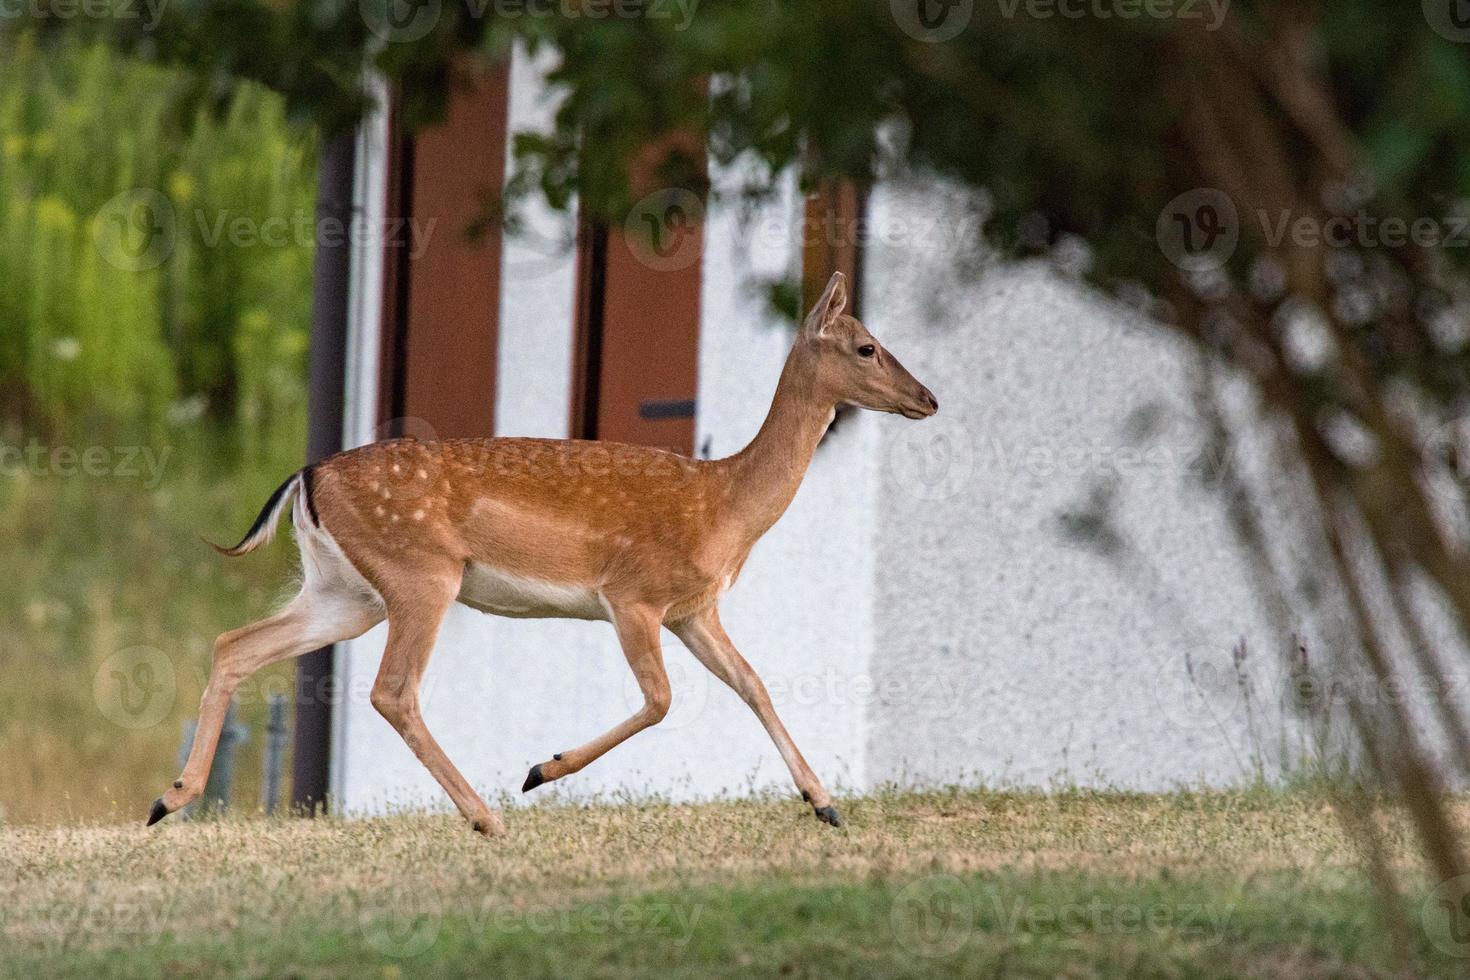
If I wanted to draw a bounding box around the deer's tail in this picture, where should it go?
[207,467,314,557]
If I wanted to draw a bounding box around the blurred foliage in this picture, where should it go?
[0,30,315,468]
[0,30,316,823]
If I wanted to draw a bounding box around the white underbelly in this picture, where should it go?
[457,562,607,621]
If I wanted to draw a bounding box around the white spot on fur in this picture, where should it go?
[412,510,424,521]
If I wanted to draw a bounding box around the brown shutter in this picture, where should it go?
[571,142,705,455]
[379,60,511,440]
[803,178,865,318]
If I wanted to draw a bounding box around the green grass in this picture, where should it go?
[1,790,1465,978]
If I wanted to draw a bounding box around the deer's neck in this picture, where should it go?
[726,351,834,540]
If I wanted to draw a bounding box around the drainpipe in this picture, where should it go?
[293,129,357,815]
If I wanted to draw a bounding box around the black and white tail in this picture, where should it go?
[209,467,316,557]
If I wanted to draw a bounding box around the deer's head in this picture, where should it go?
[797,272,938,420]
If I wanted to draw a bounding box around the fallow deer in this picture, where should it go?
[148,271,937,835]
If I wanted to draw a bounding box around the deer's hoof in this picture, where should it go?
[522,764,546,793]
[814,805,842,828]
[146,798,169,827]
[471,818,505,837]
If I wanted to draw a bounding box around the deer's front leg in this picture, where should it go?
[522,603,669,792]
[670,607,841,827]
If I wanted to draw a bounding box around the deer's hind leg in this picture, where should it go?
[147,587,382,825]
[369,564,508,837]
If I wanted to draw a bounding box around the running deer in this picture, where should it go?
[147,272,937,835]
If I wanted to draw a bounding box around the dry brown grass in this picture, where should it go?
[0,789,1435,954]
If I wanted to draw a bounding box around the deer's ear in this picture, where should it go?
[802,271,848,338]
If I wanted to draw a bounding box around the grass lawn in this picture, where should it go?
[2,789,1467,978]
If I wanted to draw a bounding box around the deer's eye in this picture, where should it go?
[858,344,876,358]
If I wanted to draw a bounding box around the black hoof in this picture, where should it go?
[146,798,169,827]
[471,819,486,834]
[522,764,546,793]
[814,805,842,828]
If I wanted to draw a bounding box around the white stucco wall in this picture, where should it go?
[861,182,1310,790]
[494,43,578,442]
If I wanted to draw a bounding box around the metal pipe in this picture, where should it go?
[292,128,358,816]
